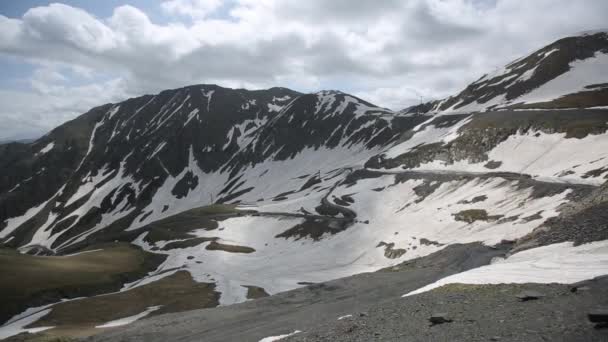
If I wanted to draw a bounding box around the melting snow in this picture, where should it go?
[107,105,121,119]
[95,306,161,328]
[0,308,53,340]
[65,167,112,206]
[267,103,283,112]
[541,48,559,59]
[37,142,55,155]
[259,330,302,342]
[202,89,215,111]
[413,130,608,185]
[404,240,608,296]
[184,108,200,127]
[272,95,291,102]
[148,142,167,160]
[383,115,471,159]
[77,119,105,171]
[518,52,608,104]
[1,198,51,239]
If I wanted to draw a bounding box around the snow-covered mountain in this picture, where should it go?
[0,86,417,253]
[405,29,608,115]
[1,31,608,340]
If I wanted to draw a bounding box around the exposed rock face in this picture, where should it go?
[366,110,608,171]
[418,31,608,113]
[0,86,411,252]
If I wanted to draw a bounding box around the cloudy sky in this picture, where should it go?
[0,0,607,140]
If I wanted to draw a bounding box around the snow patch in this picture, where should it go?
[518,52,608,104]
[202,89,215,111]
[37,142,55,155]
[259,330,302,342]
[404,240,608,296]
[95,306,161,328]
[107,105,121,119]
[0,308,53,340]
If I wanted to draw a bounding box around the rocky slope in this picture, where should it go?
[1,31,608,341]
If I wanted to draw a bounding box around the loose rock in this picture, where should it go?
[429,313,453,325]
[588,308,608,323]
[516,290,545,301]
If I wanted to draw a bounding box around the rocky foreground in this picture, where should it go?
[58,243,603,342]
[286,278,608,342]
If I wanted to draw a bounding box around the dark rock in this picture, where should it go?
[570,285,591,293]
[429,313,453,325]
[588,308,608,323]
[516,290,545,301]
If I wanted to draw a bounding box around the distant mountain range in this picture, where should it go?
[0,138,36,145]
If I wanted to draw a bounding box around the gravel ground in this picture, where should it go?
[83,243,509,342]
[287,277,608,342]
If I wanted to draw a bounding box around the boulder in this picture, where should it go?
[429,313,453,325]
[516,290,545,301]
[588,308,608,323]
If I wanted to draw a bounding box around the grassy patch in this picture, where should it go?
[188,204,241,215]
[243,285,270,299]
[432,283,491,293]
[205,241,255,253]
[0,243,164,324]
[376,242,406,259]
[26,271,219,340]
[458,195,488,205]
[161,237,218,250]
[275,219,348,241]
[141,204,251,245]
[453,209,503,224]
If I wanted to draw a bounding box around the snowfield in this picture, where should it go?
[413,130,608,185]
[122,169,578,306]
[0,307,54,340]
[404,240,608,296]
[381,119,608,185]
[517,52,608,105]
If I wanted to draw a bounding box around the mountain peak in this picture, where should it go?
[418,31,608,115]
[575,28,608,37]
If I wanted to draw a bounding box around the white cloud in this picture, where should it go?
[0,76,127,140]
[0,0,607,138]
[161,0,223,19]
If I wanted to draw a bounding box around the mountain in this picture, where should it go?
[0,86,420,254]
[1,31,608,341]
[405,29,608,115]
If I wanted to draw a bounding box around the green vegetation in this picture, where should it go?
[243,285,270,299]
[161,237,218,250]
[142,204,251,244]
[188,204,242,215]
[26,271,219,340]
[205,241,255,253]
[452,209,503,224]
[0,243,164,324]
[275,219,346,241]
